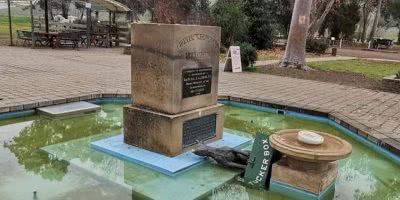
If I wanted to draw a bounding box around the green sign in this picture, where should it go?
[243,132,274,189]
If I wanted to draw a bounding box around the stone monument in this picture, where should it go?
[269,129,352,199]
[124,23,223,157]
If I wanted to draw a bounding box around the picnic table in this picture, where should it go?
[17,30,83,49]
[89,32,118,48]
[16,29,119,49]
[37,32,60,48]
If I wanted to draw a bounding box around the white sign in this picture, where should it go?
[224,46,242,73]
[85,3,91,8]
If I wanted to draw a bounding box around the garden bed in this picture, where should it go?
[256,59,400,94]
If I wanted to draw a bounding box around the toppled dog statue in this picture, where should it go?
[193,143,250,169]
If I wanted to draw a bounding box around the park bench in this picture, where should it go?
[58,31,81,50]
[16,30,51,47]
[16,30,32,47]
[372,38,393,49]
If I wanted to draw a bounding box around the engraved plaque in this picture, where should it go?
[182,114,217,147]
[182,67,212,98]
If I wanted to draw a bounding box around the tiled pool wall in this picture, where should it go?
[0,95,399,166]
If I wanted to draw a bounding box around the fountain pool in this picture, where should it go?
[0,101,399,200]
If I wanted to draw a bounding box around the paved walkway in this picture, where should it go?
[0,46,399,154]
[337,48,400,61]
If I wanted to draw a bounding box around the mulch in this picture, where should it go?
[256,65,399,94]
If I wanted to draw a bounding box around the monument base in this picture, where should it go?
[90,133,251,176]
[123,104,224,157]
[270,179,335,200]
[271,158,338,194]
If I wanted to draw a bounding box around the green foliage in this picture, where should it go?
[242,0,273,49]
[386,0,400,43]
[396,70,400,79]
[212,0,248,47]
[306,39,329,54]
[322,1,361,39]
[236,42,257,69]
[307,59,400,80]
[264,0,292,38]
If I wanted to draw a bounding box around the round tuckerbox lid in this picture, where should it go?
[269,129,352,162]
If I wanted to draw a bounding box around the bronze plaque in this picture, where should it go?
[182,114,216,147]
[182,68,212,98]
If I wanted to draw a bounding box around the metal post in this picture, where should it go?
[7,0,13,46]
[44,0,49,33]
[108,11,112,47]
[30,0,35,48]
[86,7,91,48]
[109,11,112,26]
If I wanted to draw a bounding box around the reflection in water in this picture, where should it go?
[335,158,377,200]
[4,106,123,181]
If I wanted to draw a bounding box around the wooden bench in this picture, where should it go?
[58,31,82,50]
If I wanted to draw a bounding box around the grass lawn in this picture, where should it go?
[307,59,400,79]
[0,15,31,44]
[219,48,320,63]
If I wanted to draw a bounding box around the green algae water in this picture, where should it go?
[0,103,399,200]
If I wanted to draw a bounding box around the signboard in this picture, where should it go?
[85,3,91,8]
[243,132,274,189]
[182,114,217,147]
[223,46,242,73]
[182,67,212,98]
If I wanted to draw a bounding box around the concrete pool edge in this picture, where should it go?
[0,95,399,163]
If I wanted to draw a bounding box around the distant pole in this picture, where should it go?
[109,11,112,26]
[109,11,112,47]
[7,0,13,46]
[86,5,91,48]
[44,0,49,33]
[30,0,35,48]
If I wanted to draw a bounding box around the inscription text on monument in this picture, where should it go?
[182,114,217,147]
[182,68,212,98]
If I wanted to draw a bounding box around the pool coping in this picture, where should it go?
[1,93,400,160]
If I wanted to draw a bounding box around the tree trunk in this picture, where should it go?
[368,0,383,41]
[61,0,69,19]
[361,5,368,44]
[398,25,400,44]
[308,0,335,37]
[361,17,367,43]
[280,0,313,69]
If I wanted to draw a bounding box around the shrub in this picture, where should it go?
[306,39,329,54]
[396,71,400,79]
[237,42,257,69]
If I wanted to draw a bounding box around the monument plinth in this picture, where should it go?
[269,129,352,199]
[124,23,223,156]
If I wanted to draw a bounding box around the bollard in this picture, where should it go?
[331,47,337,57]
